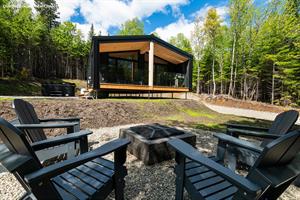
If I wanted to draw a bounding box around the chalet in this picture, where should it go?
[88,35,193,97]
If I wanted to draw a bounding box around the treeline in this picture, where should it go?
[193,0,300,106]
[0,0,92,80]
[0,0,299,106]
[169,0,299,106]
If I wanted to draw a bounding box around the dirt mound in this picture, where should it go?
[0,99,202,132]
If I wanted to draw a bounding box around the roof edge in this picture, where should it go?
[92,35,193,59]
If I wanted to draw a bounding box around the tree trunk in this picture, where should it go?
[271,62,275,105]
[212,58,216,96]
[196,62,201,94]
[233,59,238,97]
[219,56,223,95]
[228,33,236,96]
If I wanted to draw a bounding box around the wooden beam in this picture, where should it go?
[100,83,189,92]
[140,43,150,54]
[148,41,154,87]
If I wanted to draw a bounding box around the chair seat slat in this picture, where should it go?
[77,164,111,183]
[53,182,79,200]
[85,160,114,177]
[199,180,232,197]
[52,176,89,200]
[68,168,104,190]
[93,157,114,170]
[205,186,237,200]
[60,172,97,196]
[194,176,224,191]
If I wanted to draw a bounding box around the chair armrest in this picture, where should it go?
[14,122,79,129]
[31,130,92,151]
[214,133,263,153]
[167,139,261,195]
[226,123,269,132]
[39,117,81,122]
[24,138,130,184]
[227,128,279,139]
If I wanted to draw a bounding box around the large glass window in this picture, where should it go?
[154,64,185,87]
[100,51,139,84]
[100,51,186,87]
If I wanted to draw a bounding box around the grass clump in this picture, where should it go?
[195,123,225,132]
[182,109,216,119]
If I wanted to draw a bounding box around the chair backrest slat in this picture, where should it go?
[261,110,298,147]
[256,130,300,167]
[0,118,61,198]
[269,110,299,135]
[235,130,300,199]
[0,118,41,164]
[13,99,47,142]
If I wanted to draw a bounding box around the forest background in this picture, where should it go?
[0,0,299,106]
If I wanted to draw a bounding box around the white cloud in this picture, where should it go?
[154,16,194,41]
[24,0,189,39]
[79,0,189,30]
[23,0,228,42]
[56,0,82,22]
[154,4,229,41]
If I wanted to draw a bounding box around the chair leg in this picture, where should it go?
[114,147,128,200]
[175,153,185,200]
[114,169,126,200]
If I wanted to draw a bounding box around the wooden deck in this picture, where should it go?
[99,83,189,93]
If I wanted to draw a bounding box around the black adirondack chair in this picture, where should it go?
[12,99,90,162]
[223,110,298,169]
[0,118,130,200]
[168,130,300,200]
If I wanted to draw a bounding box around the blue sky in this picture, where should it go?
[25,0,229,40]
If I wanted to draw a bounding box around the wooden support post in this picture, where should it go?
[185,92,187,100]
[148,41,154,87]
[171,93,173,99]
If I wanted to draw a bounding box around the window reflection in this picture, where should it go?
[100,51,185,87]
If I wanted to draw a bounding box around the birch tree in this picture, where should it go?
[203,8,221,96]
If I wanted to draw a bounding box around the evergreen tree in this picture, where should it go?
[34,0,59,29]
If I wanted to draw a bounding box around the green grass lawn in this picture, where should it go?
[154,100,273,132]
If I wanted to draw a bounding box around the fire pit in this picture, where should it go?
[119,123,196,165]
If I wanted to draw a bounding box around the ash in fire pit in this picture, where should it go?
[129,123,185,140]
[120,123,196,165]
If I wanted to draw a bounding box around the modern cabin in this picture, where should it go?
[88,35,193,97]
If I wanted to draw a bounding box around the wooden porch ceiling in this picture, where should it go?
[99,41,189,64]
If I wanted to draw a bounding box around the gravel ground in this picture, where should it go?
[0,124,299,200]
